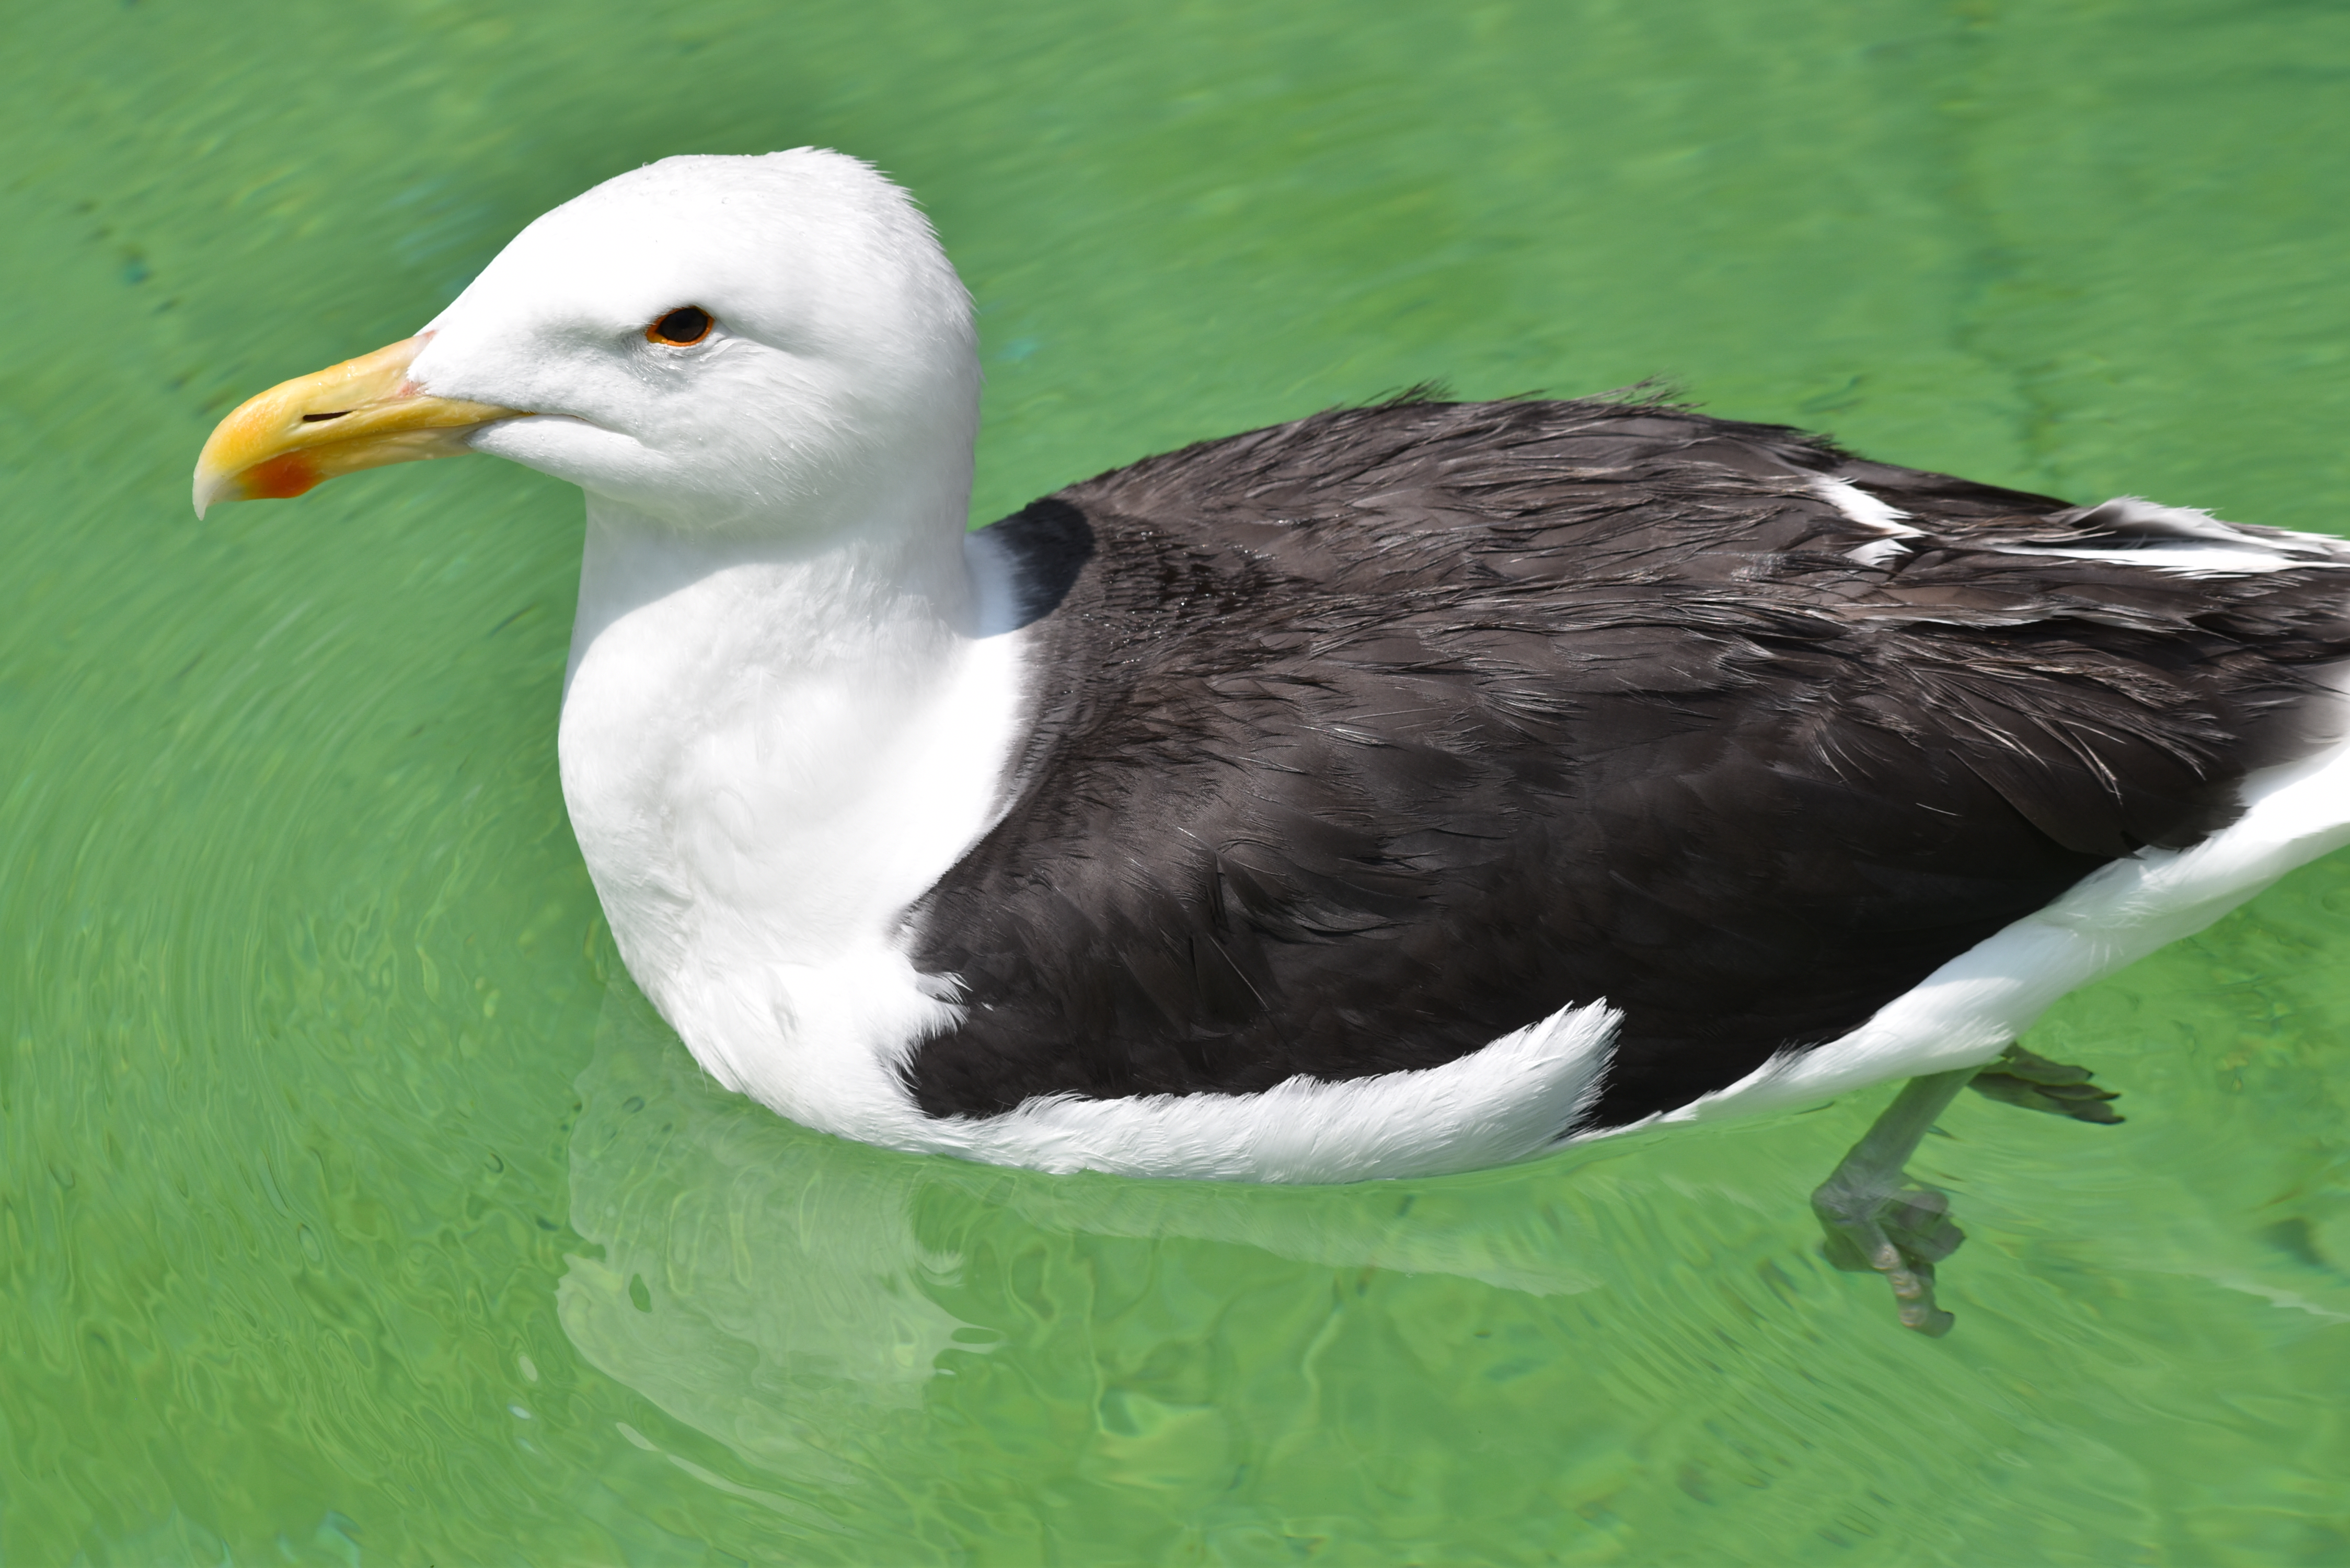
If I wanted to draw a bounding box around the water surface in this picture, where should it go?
[5,2,2348,1561]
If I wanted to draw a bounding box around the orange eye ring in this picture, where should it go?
[647,306,713,345]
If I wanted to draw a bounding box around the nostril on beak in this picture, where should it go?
[301,410,351,423]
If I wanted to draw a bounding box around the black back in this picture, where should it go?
[904,395,2350,1128]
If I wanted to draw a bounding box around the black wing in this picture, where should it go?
[905,396,2350,1128]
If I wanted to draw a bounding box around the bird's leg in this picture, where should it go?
[1810,1068,1976,1336]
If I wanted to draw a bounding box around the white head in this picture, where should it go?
[194,150,982,543]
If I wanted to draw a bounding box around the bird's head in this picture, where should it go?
[193,149,981,537]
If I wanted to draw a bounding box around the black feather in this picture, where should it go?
[905,397,2350,1128]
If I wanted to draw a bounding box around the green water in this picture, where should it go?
[6,1,2349,1561]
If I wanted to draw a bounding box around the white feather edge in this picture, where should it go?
[1812,477,1923,538]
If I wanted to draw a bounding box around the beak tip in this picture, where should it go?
[191,335,513,517]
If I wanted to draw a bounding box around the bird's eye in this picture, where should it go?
[647,306,713,345]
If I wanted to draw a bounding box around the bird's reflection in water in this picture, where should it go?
[558,977,1620,1496]
[559,978,965,1498]
[555,971,2350,1552]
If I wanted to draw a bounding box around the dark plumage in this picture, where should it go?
[905,394,2350,1126]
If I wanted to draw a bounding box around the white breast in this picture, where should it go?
[558,501,1031,1144]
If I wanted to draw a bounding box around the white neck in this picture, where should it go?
[556,485,1029,1127]
[564,492,986,688]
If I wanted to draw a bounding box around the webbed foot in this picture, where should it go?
[1967,1043,2124,1124]
[1812,1163,1965,1336]
[1808,1067,1976,1335]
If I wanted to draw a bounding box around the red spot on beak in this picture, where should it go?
[245,453,319,500]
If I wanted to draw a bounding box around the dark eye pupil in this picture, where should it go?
[651,306,711,344]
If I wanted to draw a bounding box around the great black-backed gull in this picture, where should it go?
[194,150,2350,1332]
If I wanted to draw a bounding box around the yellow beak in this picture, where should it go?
[191,336,524,518]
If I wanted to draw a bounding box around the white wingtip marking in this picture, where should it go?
[1990,495,2350,577]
